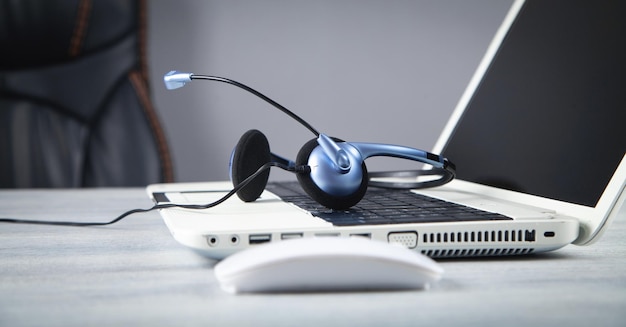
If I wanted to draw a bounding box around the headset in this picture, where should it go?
[0,71,456,227]
[165,71,455,210]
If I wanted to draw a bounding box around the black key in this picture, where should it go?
[266,181,512,226]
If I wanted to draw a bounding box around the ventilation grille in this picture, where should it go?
[422,248,535,258]
[422,229,536,244]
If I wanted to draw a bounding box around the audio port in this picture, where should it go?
[206,235,219,247]
[230,235,240,245]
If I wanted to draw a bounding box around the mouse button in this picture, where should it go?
[340,238,444,275]
[358,254,444,284]
[213,246,284,277]
[384,248,444,276]
[213,239,328,280]
[217,257,338,294]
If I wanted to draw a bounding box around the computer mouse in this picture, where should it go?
[213,236,443,294]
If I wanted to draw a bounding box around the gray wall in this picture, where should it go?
[147,0,513,183]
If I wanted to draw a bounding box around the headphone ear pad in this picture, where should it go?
[230,129,271,202]
[296,138,369,210]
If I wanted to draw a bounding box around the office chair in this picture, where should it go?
[0,0,174,187]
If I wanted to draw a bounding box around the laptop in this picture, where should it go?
[147,0,626,259]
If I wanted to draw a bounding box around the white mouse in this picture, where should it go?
[213,236,443,294]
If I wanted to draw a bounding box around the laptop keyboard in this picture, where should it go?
[266,182,512,226]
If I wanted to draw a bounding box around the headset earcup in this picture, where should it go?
[230,129,271,202]
[296,138,369,210]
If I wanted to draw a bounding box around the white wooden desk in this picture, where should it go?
[1,188,625,326]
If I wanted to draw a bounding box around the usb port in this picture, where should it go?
[314,233,340,237]
[281,233,303,240]
[350,233,371,239]
[249,234,272,244]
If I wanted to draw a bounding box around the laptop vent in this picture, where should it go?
[419,229,537,258]
[422,248,535,258]
[422,229,536,244]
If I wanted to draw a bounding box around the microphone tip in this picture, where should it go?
[163,70,193,90]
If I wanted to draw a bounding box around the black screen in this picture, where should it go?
[442,0,626,207]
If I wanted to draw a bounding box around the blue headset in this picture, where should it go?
[165,71,455,210]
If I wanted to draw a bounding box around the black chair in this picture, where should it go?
[0,0,174,187]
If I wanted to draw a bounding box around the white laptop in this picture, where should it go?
[147,0,626,259]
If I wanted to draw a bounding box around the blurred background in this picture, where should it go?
[147,0,513,183]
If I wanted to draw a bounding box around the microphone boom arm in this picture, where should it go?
[164,71,320,136]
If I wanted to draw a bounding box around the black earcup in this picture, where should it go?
[296,138,369,210]
[231,129,271,202]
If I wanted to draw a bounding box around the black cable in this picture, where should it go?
[0,73,320,227]
[190,75,320,137]
[0,162,294,227]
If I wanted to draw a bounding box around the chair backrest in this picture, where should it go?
[0,0,174,187]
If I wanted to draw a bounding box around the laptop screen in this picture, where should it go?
[441,0,625,207]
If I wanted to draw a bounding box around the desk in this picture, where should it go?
[1,188,625,327]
